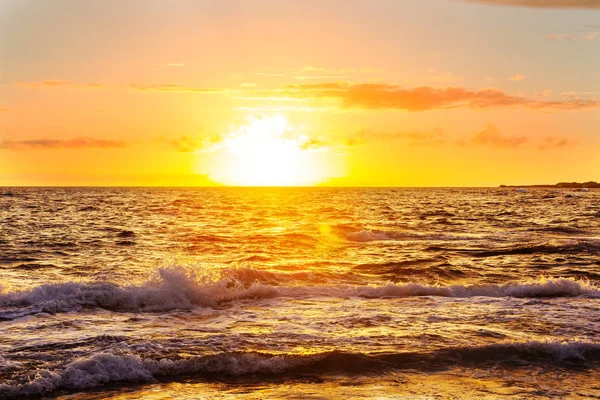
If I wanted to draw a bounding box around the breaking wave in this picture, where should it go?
[1,341,598,398]
[1,266,597,319]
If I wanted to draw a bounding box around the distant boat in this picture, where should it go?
[575,188,589,192]
[515,188,528,193]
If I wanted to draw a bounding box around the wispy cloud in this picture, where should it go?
[349,129,446,147]
[0,137,128,151]
[582,31,600,40]
[14,80,110,89]
[510,74,525,81]
[538,136,580,150]
[468,124,528,148]
[14,80,227,94]
[560,91,598,97]
[14,79,599,112]
[254,72,285,77]
[167,136,205,152]
[128,84,227,94]
[348,125,582,151]
[249,83,600,111]
[163,135,223,152]
[293,75,350,80]
[546,30,599,41]
[459,125,581,150]
[463,0,600,9]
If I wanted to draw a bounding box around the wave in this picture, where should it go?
[1,341,598,398]
[0,267,597,318]
[426,241,600,257]
[353,259,468,281]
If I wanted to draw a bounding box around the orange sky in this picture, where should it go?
[1,0,599,186]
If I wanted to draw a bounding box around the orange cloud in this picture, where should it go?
[128,84,227,94]
[13,80,225,94]
[463,0,600,8]
[560,91,598,97]
[293,75,350,80]
[351,129,446,147]
[510,74,525,81]
[469,125,528,148]
[14,79,600,111]
[14,80,110,89]
[0,138,127,151]
[164,135,224,152]
[538,136,580,150]
[256,83,599,111]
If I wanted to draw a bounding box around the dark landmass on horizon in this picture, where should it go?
[500,181,600,188]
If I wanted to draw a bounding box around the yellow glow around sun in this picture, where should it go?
[197,115,343,186]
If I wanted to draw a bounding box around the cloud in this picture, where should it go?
[252,83,600,111]
[538,136,580,149]
[14,79,599,112]
[254,72,285,77]
[546,33,574,41]
[346,125,581,151]
[166,135,222,152]
[464,126,580,150]
[546,30,599,41]
[463,0,600,9]
[128,84,227,94]
[0,137,127,151]
[348,128,446,147]
[299,137,330,150]
[469,124,528,148]
[293,75,350,80]
[560,91,598,97]
[167,136,205,152]
[14,80,110,89]
[13,80,226,94]
[510,74,525,81]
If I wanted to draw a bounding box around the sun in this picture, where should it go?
[196,115,342,186]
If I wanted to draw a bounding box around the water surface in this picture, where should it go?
[1,188,599,398]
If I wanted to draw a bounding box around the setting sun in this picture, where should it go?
[197,115,342,186]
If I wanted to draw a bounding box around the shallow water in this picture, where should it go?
[0,187,599,399]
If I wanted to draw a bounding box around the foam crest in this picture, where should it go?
[1,341,598,398]
[0,267,597,318]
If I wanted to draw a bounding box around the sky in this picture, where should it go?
[0,0,599,186]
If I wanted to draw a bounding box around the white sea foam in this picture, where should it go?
[1,341,598,398]
[0,266,597,318]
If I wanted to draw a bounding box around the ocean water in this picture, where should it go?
[0,187,599,399]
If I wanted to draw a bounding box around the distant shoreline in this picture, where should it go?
[500,181,600,188]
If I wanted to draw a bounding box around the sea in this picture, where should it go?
[0,187,599,399]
